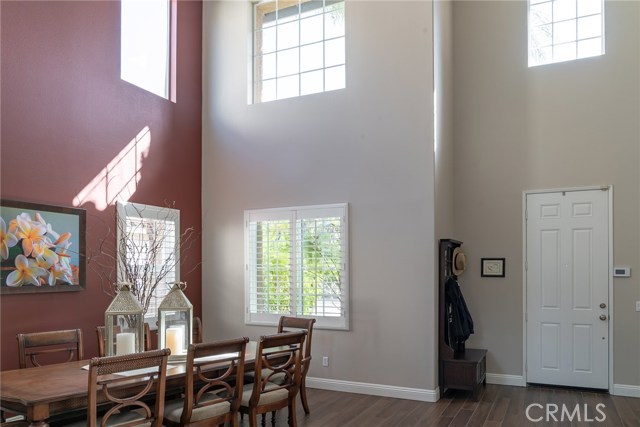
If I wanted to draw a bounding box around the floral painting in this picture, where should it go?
[0,200,86,294]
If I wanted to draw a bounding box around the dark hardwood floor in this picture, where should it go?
[239,385,640,427]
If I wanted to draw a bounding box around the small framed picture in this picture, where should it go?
[481,258,505,277]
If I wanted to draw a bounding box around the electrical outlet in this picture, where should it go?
[636,301,640,312]
[322,356,329,367]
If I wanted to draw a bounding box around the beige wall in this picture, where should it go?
[452,0,640,386]
[202,1,438,390]
[435,0,455,240]
[434,0,455,380]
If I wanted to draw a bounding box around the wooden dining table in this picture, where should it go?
[0,341,264,427]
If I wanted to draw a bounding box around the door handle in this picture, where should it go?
[600,303,606,309]
[599,314,608,321]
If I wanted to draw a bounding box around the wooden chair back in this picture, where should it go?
[16,329,83,369]
[87,349,170,427]
[277,316,316,414]
[277,316,315,366]
[192,316,203,344]
[249,331,306,410]
[96,323,152,357]
[166,337,249,426]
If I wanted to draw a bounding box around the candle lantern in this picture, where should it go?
[158,282,193,361]
[105,283,145,356]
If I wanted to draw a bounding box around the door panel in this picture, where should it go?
[526,189,609,389]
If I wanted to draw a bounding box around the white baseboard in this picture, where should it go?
[306,376,440,402]
[486,373,526,387]
[612,384,640,398]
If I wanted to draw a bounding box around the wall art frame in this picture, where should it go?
[1,199,86,294]
[481,258,505,278]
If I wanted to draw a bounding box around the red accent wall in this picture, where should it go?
[0,0,202,370]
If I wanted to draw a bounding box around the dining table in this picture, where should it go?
[0,341,265,427]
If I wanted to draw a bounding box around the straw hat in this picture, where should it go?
[452,247,467,276]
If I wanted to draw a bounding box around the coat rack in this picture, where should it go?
[438,239,487,399]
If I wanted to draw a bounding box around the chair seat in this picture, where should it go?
[240,383,289,407]
[164,392,230,423]
[65,408,151,427]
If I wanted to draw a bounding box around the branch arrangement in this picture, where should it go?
[88,201,199,316]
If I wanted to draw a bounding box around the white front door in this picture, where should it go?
[526,189,609,389]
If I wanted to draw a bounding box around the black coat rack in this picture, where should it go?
[438,239,487,399]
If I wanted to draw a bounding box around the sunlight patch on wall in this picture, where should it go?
[73,126,151,210]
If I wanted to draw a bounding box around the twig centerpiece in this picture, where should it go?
[89,201,198,319]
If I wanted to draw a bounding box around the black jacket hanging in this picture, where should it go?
[444,275,474,352]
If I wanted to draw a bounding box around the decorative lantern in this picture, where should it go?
[158,282,193,361]
[105,283,145,356]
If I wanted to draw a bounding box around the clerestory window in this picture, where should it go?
[528,0,604,67]
[252,0,346,103]
[121,0,174,100]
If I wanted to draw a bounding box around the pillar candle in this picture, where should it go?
[165,327,184,355]
[116,332,136,355]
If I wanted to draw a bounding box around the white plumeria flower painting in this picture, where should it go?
[1,200,85,293]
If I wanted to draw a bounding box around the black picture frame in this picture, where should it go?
[481,258,505,277]
[1,199,86,294]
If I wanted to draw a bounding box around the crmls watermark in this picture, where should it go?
[525,403,606,423]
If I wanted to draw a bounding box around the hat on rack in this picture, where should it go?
[452,247,467,276]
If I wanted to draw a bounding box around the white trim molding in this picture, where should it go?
[485,373,526,387]
[612,384,640,398]
[306,377,439,402]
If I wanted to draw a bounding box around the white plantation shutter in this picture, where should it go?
[117,202,180,322]
[245,203,349,330]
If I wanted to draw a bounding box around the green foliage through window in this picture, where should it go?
[245,204,348,328]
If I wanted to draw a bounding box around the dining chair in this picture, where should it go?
[16,328,83,369]
[7,329,84,424]
[239,331,306,427]
[96,322,152,356]
[163,336,249,427]
[65,348,170,427]
[192,316,203,344]
[277,316,316,414]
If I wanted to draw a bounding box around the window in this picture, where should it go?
[528,0,604,67]
[245,203,349,329]
[252,0,345,103]
[116,202,180,322]
[121,0,173,99]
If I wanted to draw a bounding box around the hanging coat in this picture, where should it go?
[444,275,474,351]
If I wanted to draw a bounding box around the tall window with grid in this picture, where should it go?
[245,204,349,329]
[529,0,604,67]
[252,0,346,103]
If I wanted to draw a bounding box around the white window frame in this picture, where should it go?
[528,0,605,67]
[244,203,349,330]
[116,202,180,324]
[251,0,346,104]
